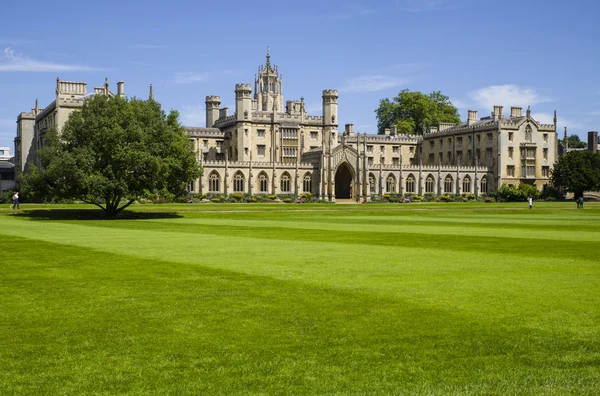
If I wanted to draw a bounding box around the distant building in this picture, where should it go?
[558,129,599,155]
[0,146,15,196]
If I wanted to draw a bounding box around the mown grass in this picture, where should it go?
[1,202,599,395]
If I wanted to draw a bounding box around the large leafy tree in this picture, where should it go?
[375,89,461,135]
[566,135,587,149]
[21,95,200,217]
[551,150,600,197]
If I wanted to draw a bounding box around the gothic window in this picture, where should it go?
[462,176,471,193]
[280,173,291,193]
[258,172,268,193]
[525,125,533,142]
[480,177,488,194]
[209,171,220,192]
[233,172,244,193]
[257,145,266,157]
[444,175,453,193]
[303,173,312,193]
[425,175,435,193]
[386,174,396,193]
[406,175,415,193]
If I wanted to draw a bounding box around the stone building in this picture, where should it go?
[14,78,124,173]
[421,106,558,190]
[190,51,496,200]
[14,51,560,201]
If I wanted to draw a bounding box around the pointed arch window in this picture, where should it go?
[209,172,220,193]
[233,172,245,193]
[303,173,312,193]
[444,175,453,193]
[386,174,396,193]
[258,173,268,193]
[425,175,435,193]
[406,175,415,193]
[281,173,291,193]
[525,125,533,142]
[462,176,471,193]
[480,177,488,194]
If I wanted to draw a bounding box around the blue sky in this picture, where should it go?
[1,0,599,151]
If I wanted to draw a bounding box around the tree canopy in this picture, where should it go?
[566,135,587,149]
[551,150,600,197]
[375,89,461,135]
[21,95,200,217]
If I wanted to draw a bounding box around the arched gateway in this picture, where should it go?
[335,162,353,199]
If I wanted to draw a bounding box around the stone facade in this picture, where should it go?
[14,78,124,173]
[421,106,558,191]
[191,52,512,201]
[14,51,559,201]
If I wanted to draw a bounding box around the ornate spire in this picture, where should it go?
[553,110,557,125]
[266,46,271,71]
[149,84,154,100]
[565,127,569,150]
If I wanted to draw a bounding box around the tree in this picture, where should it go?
[375,89,461,135]
[21,95,201,217]
[551,151,600,197]
[567,135,587,149]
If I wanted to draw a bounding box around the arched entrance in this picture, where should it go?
[335,162,353,199]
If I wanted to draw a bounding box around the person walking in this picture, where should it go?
[527,196,532,209]
[11,192,20,210]
[578,196,584,209]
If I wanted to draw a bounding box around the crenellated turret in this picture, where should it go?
[235,84,252,122]
[205,96,221,128]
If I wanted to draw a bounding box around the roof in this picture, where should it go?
[0,161,15,170]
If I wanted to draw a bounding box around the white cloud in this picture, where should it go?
[341,75,409,93]
[173,72,210,84]
[451,98,469,109]
[0,47,100,72]
[468,84,554,110]
[181,105,206,127]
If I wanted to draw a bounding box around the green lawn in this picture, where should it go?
[1,202,599,395]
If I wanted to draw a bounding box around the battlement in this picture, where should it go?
[203,160,315,169]
[206,96,221,103]
[235,84,252,91]
[322,89,338,97]
[57,79,87,95]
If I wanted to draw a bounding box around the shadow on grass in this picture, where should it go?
[9,209,183,221]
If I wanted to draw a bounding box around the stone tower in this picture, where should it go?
[235,84,253,160]
[205,96,221,127]
[254,48,284,112]
[322,89,339,148]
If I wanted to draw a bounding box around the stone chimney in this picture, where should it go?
[344,124,354,135]
[117,81,124,97]
[589,131,599,153]
[510,106,522,117]
[492,105,503,121]
[467,110,478,126]
[384,128,391,136]
[390,125,397,136]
